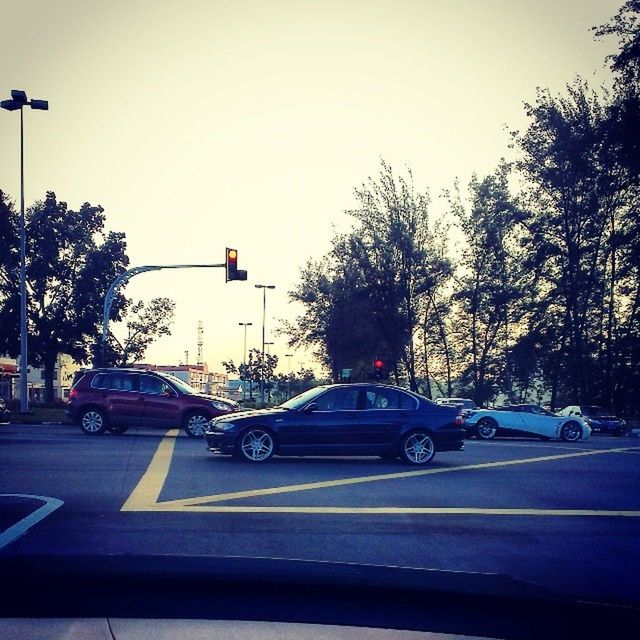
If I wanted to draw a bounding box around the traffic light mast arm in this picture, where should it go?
[101,262,224,360]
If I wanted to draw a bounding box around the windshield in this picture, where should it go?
[157,372,198,395]
[279,386,326,410]
[1,0,638,621]
[583,406,610,417]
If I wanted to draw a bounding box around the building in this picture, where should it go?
[0,354,81,402]
[132,363,229,396]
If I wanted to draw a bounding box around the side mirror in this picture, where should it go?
[304,402,318,413]
[163,388,174,397]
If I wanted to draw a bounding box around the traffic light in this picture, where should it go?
[225,248,247,282]
[373,359,385,380]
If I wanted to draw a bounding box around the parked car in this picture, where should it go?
[464,404,591,442]
[557,405,628,436]
[0,397,9,424]
[204,383,465,464]
[67,368,239,436]
[434,397,477,418]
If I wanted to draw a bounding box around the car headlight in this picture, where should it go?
[213,421,235,432]
[211,400,232,411]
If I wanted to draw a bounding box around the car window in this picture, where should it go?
[365,389,397,409]
[315,387,360,411]
[398,391,417,409]
[139,375,167,395]
[91,372,136,391]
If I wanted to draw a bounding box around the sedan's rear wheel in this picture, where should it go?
[400,431,435,465]
[560,421,582,442]
[239,428,275,463]
[80,409,107,435]
[184,412,210,438]
[475,418,498,440]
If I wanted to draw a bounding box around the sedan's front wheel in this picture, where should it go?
[400,431,436,465]
[238,428,275,463]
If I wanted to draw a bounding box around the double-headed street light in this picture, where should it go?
[2,89,49,413]
[255,284,275,404]
[238,322,253,400]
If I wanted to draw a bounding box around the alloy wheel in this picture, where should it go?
[81,411,104,434]
[240,429,275,462]
[403,432,435,464]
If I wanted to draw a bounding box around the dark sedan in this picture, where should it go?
[204,383,465,464]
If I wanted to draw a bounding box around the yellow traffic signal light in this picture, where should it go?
[225,248,247,282]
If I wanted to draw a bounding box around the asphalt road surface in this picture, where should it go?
[1,422,639,605]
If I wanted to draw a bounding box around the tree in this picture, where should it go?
[594,1,640,87]
[99,298,175,366]
[0,191,129,402]
[446,162,525,407]
[285,160,449,390]
[513,79,638,408]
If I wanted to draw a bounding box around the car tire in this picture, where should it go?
[238,428,275,463]
[108,425,128,435]
[400,430,436,465]
[475,418,498,440]
[614,427,630,437]
[79,408,108,435]
[560,421,582,442]
[184,411,211,438]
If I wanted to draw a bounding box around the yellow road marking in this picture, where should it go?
[158,446,638,509]
[121,429,180,511]
[121,430,639,514]
[138,505,640,516]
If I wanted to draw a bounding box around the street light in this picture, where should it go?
[2,89,49,413]
[238,322,252,400]
[255,284,275,404]
[285,353,293,399]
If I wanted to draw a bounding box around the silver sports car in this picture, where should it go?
[464,404,591,441]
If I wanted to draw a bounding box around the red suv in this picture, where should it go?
[67,368,239,437]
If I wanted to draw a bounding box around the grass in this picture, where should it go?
[8,405,73,424]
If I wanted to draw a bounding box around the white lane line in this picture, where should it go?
[0,494,64,551]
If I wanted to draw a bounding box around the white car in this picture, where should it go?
[464,403,591,442]
[434,397,476,418]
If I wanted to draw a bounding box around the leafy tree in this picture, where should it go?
[0,191,129,402]
[513,80,636,408]
[99,298,175,366]
[446,162,525,406]
[594,1,640,86]
[285,161,449,391]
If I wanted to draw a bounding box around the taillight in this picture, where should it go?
[69,388,78,400]
[455,412,463,427]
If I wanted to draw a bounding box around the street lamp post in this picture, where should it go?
[238,322,252,401]
[285,353,293,399]
[1,89,48,413]
[255,284,275,404]
[264,341,274,403]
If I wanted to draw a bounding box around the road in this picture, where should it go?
[1,422,639,605]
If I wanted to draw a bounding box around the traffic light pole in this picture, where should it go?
[101,263,224,366]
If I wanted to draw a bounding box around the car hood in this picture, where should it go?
[213,407,289,422]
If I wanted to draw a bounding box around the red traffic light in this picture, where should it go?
[374,359,384,369]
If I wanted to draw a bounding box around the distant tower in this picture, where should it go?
[184,350,189,366]
[197,321,204,366]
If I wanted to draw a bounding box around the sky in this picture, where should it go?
[0,0,622,377]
